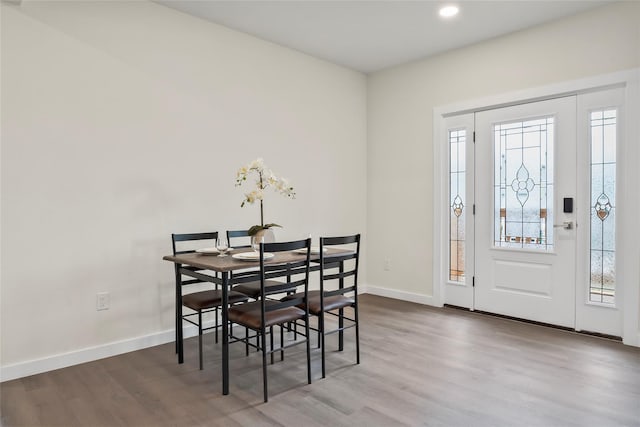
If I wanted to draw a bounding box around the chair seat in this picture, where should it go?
[283,290,354,315]
[229,300,305,330]
[182,290,249,311]
[233,280,296,299]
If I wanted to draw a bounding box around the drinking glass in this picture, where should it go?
[216,236,229,257]
[251,235,264,253]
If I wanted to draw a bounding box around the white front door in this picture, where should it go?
[474,97,577,327]
[440,77,635,342]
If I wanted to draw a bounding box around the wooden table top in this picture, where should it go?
[163,247,348,273]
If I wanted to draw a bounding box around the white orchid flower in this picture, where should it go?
[236,158,295,223]
[248,158,264,171]
[267,171,278,187]
[244,189,263,204]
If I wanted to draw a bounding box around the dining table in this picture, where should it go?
[162,246,348,395]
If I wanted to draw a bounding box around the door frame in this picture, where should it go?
[432,69,640,346]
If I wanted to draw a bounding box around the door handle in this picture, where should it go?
[553,221,574,230]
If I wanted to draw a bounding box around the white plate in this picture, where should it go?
[196,247,218,255]
[195,247,235,255]
[232,252,275,261]
[294,247,327,254]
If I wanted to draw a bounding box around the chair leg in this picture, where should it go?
[198,311,203,370]
[175,307,179,354]
[261,328,269,403]
[338,307,344,351]
[305,315,312,385]
[320,312,326,379]
[280,325,284,361]
[354,304,360,365]
[270,326,274,365]
[245,327,250,356]
[215,306,219,344]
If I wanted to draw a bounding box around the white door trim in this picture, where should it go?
[433,68,640,346]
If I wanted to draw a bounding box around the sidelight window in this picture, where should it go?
[449,129,466,282]
[589,109,617,304]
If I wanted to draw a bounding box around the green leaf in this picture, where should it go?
[247,223,283,236]
[247,225,263,236]
[263,223,282,229]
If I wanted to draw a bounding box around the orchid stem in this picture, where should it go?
[259,172,264,227]
[260,199,264,227]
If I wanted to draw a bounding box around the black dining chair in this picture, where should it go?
[227,229,252,249]
[228,238,312,402]
[226,229,296,299]
[283,234,361,378]
[315,234,360,378]
[172,232,249,370]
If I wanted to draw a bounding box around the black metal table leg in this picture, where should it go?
[338,261,345,351]
[176,265,184,364]
[221,271,229,395]
[174,264,179,355]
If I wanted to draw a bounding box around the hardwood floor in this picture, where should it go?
[2,294,639,426]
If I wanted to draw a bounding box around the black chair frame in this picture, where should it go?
[316,234,361,378]
[172,232,248,370]
[228,238,312,402]
[226,229,252,249]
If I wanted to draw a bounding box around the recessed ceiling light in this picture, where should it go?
[439,5,459,18]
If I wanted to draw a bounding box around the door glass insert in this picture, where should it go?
[494,117,554,250]
[449,129,465,282]
[590,109,616,304]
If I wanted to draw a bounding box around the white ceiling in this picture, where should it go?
[157,0,610,73]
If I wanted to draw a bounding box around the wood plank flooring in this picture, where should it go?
[2,294,639,426]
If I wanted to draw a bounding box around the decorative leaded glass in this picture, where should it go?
[449,129,465,282]
[494,118,554,250]
[590,109,616,304]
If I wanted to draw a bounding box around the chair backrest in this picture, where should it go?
[171,232,220,286]
[227,229,277,248]
[227,229,251,248]
[259,238,312,315]
[172,232,219,255]
[319,234,360,298]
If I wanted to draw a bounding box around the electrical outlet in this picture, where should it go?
[384,259,391,271]
[96,292,110,311]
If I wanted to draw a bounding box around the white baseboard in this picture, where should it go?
[361,284,439,307]
[2,287,437,382]
[4,292,635,381]
[625,332,640,347]
[0,323,205,383]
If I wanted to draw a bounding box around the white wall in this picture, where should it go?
[0,1,367,377]
[366,2,640,301]
[3,0,639,380]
